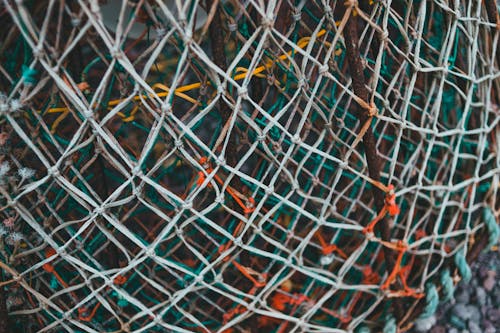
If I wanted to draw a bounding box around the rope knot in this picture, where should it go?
[385,185,400,216]
[367,102,378,117]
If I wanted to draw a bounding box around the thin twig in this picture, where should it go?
[343,11,393,260]
[484,0,499,25]
[205,0,238,168]
[484,0,500,68]
[204,0,251,274]
[343,8,402,321]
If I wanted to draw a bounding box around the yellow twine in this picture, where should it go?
[46,29,335,132]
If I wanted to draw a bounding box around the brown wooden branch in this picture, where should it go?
[342,8,403,321]
[484,0,500,69]
[205,0,238,168]
[343,11,393,260]
[484,0,499,25]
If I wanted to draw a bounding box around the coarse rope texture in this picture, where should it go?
[0,0,499,332]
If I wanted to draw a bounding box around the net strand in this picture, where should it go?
[0,0,499,332]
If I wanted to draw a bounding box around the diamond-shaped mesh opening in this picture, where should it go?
[1,0,499,332]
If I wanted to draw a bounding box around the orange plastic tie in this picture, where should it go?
[243,197,255,214]
[42,263,54,273]
[113,275,127,285]
[199,156,209,168]
[363,185,399,234]
[363,208,387,235]
[381,241,407,290]
[223,304,246,324]
[225,186,250,212]
[218,243,233,263]
[271,293,289,311]
[78,302,101,322]
[196,171,206,186]
[78,307,88,320]
[315,232,347,258]
[198,157,254,214]
[232,261,267,288]
[271,292,310,311]
[45,248,56,258]
[289,293,309,306]
[258,315,280,328]
[77,82,90,91]
[51,270,69,289]
[320,306,352,323]
[385,185,400,216]
[42,248,56,274]
[362,266,381,284]
[415,228,426,240]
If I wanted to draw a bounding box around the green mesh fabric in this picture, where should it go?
[0,1,498,332]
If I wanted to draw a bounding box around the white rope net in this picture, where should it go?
[0,0,499,332]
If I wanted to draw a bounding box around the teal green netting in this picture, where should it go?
[0,0,499,332]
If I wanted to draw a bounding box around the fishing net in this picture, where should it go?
[0,0,499,332]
